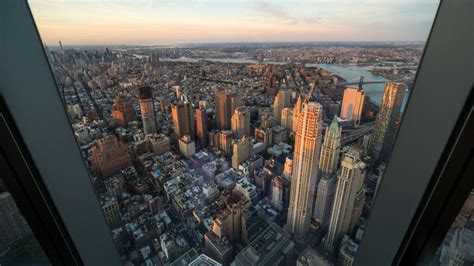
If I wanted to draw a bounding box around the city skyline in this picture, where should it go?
[5,40,432,265]
[29,0,439,46]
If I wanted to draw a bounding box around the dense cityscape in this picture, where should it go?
[1,41,471,266]
[52,42,407,265]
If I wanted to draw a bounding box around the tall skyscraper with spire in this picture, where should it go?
[370,82,406,163]
[137,86,157,136]
[273,89,291,125]
[285,101,323,240]
[323,146,366,254]
[319,117,342,176]
[231,106,250,139]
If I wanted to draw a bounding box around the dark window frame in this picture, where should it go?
[1,1,122,265]
[0,97,82,265]
[397,91,473,265]
[355,0,473,264]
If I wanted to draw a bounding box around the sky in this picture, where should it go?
[29,0,440,46]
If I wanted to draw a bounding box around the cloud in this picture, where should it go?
[254,0,321,25]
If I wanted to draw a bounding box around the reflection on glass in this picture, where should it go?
[432,190,474,266]
[29,1,439,265]
[0,177,50,265]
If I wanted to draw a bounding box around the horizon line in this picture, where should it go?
[45,40,426,48]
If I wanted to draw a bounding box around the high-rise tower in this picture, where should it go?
[319,117,342,176]
[286,101,323,240]
[281,107,293,131]
[172,101,194,138]
[323,146,366,254]
[292,95,303,133]
[215,90,242,131]
[341,87,365,127]
[232,136,252,169]
[282,156,293,181]
[231,106,250,139]
[370,82,406,163]
[196,106,208,148]
[313,174,337,229]
[137,86,157,135]
[215,90,231,130]
[273,89,291,125]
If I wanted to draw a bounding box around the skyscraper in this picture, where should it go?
[271,176,285,211]
[349,182,366,235]
[232,136,252,169]
[273,89,291,125]
[292,95,303,133]
[323,146,366,254]
[111,95,136,127]
[137,86,157,135]
[313,174,337,229]
[230,93,243,115]
[340,87,365,127]
[282,156,293,181]
[218,130,234,156]
[101,197,122,229]
[196,106,208,147]
[319,117,342,176]
[281,107,293,131]
[215,89,242,130]
[172,101,194,138]
[179,135,196,158]
[215,89,231,130]
[231,106,250,139]
[286,101,323,240]
[211,197,249,243]
[370,82,406,163]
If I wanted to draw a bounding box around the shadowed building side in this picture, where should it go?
[137,86,158,135]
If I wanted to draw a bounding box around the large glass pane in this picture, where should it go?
[28,1,439,265]
[432,190,474,266]
[0,177,50,265]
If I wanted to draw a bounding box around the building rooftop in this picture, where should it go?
[234,223,293,265]
[189,254,222,266]
[297,247,332,266]
[204,231,233,255]
[170,248,199,266]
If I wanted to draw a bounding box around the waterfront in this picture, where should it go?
[160,57,409,110]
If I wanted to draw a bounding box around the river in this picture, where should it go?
[159,57,409,110]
